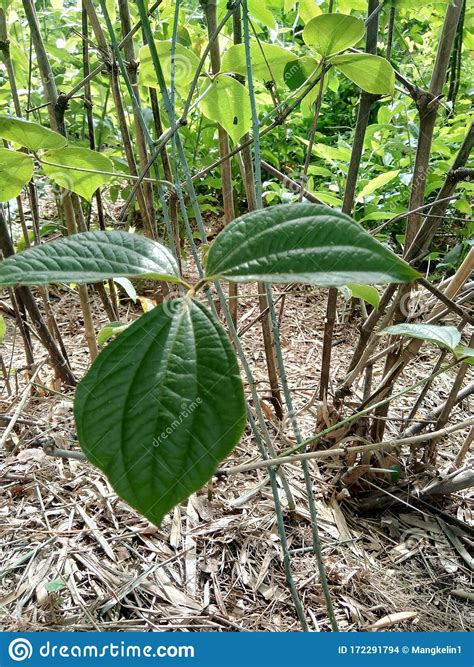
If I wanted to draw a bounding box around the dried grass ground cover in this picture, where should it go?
[0,284,472,632]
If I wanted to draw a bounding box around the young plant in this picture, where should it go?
[0,201,418,525]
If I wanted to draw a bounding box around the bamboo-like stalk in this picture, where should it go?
[367,248,474,437]
[1,7,70,358]
[135,0,309,628]
[240,0,338,630]
[402,382,474,438]
[339,121,473,399]
[404,0,464,250]
[0,210,76,385]
[221,417,474,476]
[22,0,98,361]
[319,0,380,401]
[369,0,464,440]
[200,0,239,325]
[425,332,474,463]
[82,0,155,239]
[81,5,119,322]
[231,3,283,420]
[117,0,155,220]
[453,426,473,469]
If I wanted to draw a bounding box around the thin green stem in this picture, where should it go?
[135,0,308,629]
[242,0,335,630]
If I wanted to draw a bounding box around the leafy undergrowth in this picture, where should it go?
[1,285,472,632]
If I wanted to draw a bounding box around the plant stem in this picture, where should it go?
[0,209,76,385]
[404,0,464,250]
[242,0,337,630]
[201,0,238,325]
[221,417,474,475]
[319,0,380,401]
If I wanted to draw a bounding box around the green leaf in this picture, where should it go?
[113,276,137,302]
[356,169,400,202]
[42,148,114,201]
[303,14,365,57]
[105,0,116,22]
[0,149,34,202]
[0,315,6,345]
[298,0,322,23]
[97,321,130,347]
[221,43,297,84]
[199,75,252,144]
[138,41,199,91]
[45,579,66,593]
[347,284,381,308]
[247,0,276,28]
[297,138,351,163]
[454,346,474,364]
[283,56,319,90]
[380,324,461,351]
[329,54,395,94]
[390,465,401,483]
[74,298,246,527]
[205,203,419,286]
[0,115,66,151]
[0,231,181,287]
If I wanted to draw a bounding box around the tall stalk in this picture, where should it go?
[404,0,464,250]
[241,0,338,630]
[82,0,155,239]
[200,0,239,325]
[117,0,155,220]
[319,0,380,401]
[370,0,465,440]
[22,0,98,361]
[134,0,313,628]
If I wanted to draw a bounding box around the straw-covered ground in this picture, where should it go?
[0,279,472,632]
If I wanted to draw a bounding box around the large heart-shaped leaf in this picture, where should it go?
[330,54,395,94]
[0,148,34,202]
[74,298,246,526]
[199,75,252,144]
[42,147,114,201]
[303,14,365,57]
[380,324,462,351]
[0,115,66,151]
[205,203,419,286]
[221,43,297,84]
[138,40,199,91]
[0,231,181,286]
